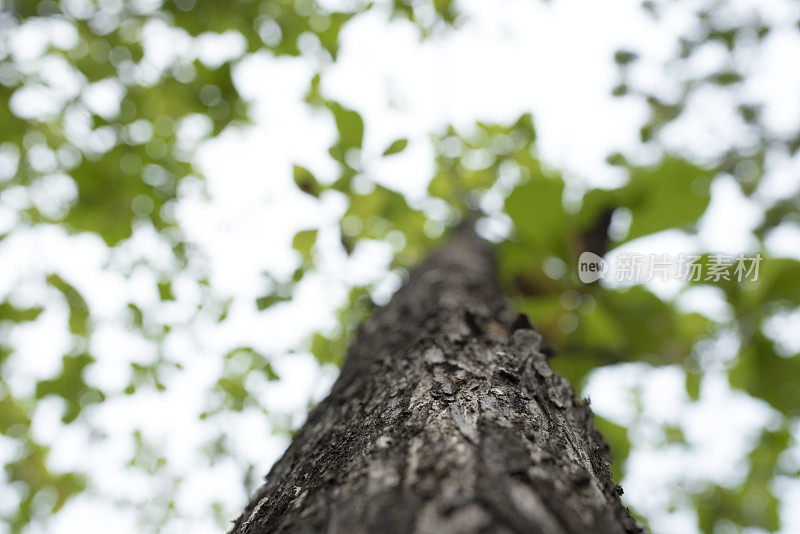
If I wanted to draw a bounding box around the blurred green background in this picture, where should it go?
[1,0,800,532]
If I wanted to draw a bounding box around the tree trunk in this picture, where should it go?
[231,224,643,534]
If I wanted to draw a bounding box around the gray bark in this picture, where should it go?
[232,224,643,534]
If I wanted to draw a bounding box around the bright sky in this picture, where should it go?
[2,0,800,532]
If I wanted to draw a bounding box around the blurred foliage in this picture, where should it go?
[0,0,799,533]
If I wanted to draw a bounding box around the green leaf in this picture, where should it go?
[309,286,373,366]
[327,102,364,152]
[0,394,30,434]
[748,258,800,308]
[622,156,714,242]
[157,279,175,301]
[711,70,743,86]
[0,301,43,323]
[382,138,408,156]
[224,346,279,381]
[729,333,800,415]
[255,294,291,311]
[292,229,318,262]
[614,49,639,65]
[504,164,568,262]
[685,371,701,401]
[663,425,686,444]
[47,274,90,336]
[342,185,430,267]
[565,287,711,367]
[215,347,278,410]
[5,441,86,527]
[293,165,322,197]
[127,303,144,328]
[216,377,248,410]
[310,331,343,366]
[35,353,105,423]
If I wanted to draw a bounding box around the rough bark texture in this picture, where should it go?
[232,224,643,534]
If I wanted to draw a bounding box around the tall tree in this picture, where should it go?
[232,222,642,533]
[4,1,800,532]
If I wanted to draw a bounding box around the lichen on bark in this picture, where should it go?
[232,224,643,534]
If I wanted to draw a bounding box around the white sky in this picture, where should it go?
[2,0,800,532]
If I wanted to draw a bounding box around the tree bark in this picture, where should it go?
[232,224,643,534]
